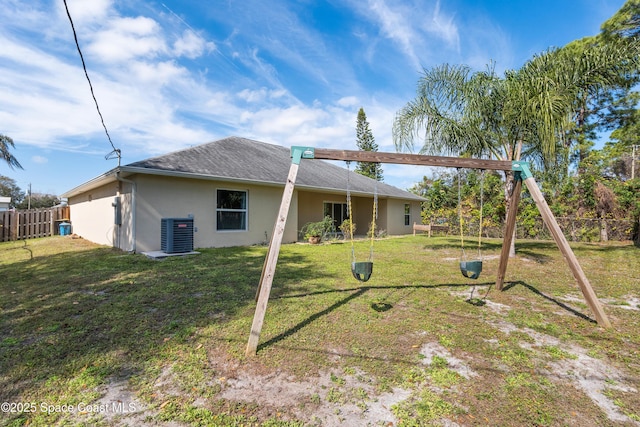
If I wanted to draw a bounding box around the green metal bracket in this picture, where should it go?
[512,161,534,181]
[290,146,315,165]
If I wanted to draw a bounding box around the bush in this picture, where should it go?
[300,216,335,242]
[339,218,355,240]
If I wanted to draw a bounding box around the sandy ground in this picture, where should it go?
[80,290,639,426]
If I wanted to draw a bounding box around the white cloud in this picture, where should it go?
[341,0,461,70]
[337,96,360,107]
[0,0,449,192]
[244,105,328,134]
[241,48,283,90]
[0,35,107,144]
[366,0,421,69]
[206,1,358,98]
[426,0,460,50]
[237,88,288,104]
[32,155,48,164]
[88,16,166,62]
[128,60,186,85]
[173,30,216,59]
[58,0,113,24]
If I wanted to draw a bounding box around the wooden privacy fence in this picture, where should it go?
[0,206,70,242]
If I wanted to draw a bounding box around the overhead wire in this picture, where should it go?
[62,0,120,164]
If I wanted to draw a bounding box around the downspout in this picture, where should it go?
[115,171,137,253]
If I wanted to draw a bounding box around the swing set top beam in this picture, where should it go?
[293,146,514,171]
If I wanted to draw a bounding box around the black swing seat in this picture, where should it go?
[352,261,373,282]
[460,260,482,280]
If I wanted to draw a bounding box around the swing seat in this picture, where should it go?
[352,261,373,282]
[460,260,482,280]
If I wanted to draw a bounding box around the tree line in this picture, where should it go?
[393,0,639,243]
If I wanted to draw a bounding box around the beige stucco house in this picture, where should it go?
[62,137,424,252]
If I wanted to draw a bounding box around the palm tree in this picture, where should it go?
[0,134,23,170]
[394,33,639,251]
[393,63,502,159]
[392,55,593,255]
[395,65,513,256]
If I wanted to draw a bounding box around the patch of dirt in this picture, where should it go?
[419,342,478,379]
[449,288,640,425]
[199,349,409,426]
[520,327,637,424]
[214,367,410,426]
[83,349,410,426]
[77,378,158,427]
[486,318,639,425]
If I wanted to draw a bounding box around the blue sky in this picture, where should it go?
[0,0,626,197]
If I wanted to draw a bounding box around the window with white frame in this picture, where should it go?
[216,189,247,231]
[404,203,411,226]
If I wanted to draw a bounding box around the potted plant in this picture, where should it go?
[301,215,335,244]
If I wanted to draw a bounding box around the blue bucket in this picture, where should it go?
[59,222,71,236]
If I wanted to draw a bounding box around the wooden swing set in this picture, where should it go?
[245,146,611,356]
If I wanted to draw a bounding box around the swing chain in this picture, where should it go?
[345,161,376,282]
[458,169,465,257]
[346,161,377,263]
[478,170,485,259]
[346,161,356,263]
[369,179,377,262]
[459,169,485,261]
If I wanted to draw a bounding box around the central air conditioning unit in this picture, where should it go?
[161,218,194,253]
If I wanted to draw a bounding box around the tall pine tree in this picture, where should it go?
[355,107,383,181]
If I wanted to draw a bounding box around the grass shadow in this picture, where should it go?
[258,287,371,351]
[0,241,336,404]
[502,280,597,324]
[258,281,486,353]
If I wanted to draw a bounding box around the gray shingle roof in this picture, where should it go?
[125,136,423,200]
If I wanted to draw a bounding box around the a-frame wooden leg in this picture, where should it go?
[255,229,275,301]
[496,178,522,290]
[246,162,299,356]
[522,177,611,328]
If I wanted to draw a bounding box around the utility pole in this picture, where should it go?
[28,183,31,210]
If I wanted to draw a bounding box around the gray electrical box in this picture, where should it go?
[112,197,121,225]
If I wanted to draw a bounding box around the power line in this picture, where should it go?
[62,0,121,165]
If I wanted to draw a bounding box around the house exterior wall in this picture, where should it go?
[377,198,388,233]
[131,174,298,251]
[297,191,420,237]
[351,195,373,236]
[297,191,327,228]
[385,199,422,235]
[297,191,371,236]
[68,174,422,252]
[113,181,134,252]
[67,182,119,246]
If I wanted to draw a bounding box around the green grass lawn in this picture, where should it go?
[1,236,639,426]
